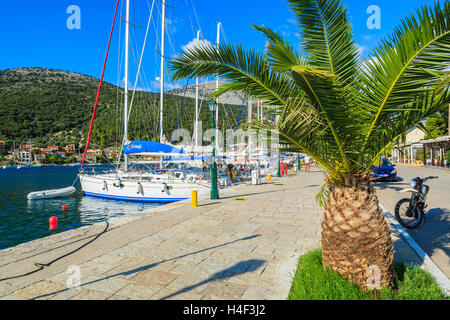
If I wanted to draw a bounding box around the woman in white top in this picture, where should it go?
[304,155,311,172]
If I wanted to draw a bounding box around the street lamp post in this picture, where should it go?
[277,154,281,177]
[208,100,219,200]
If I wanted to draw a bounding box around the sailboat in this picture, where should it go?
[79,0,211,203]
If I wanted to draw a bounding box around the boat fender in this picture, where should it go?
[113,178,124,188]
[230,168,236,180]
[102,181,108,191]
[137,182,143,194]
[161,183,167,193]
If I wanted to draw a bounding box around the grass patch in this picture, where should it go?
[288,249,448,300]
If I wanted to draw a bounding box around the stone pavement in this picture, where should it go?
[0,169,424,300]
[374,164,450,278]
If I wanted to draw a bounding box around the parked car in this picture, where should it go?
[371,157,397,181]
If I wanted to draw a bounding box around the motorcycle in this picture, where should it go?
[394,176,439,229]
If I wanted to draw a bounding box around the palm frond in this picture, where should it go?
[290,65,364,171]
[358,2,450,158]
[364,83,450,170]
[287,0,360,83]
[169,43,300,107]
[168,0,450,180]
[253,24,306,73]
[250,97,342,180]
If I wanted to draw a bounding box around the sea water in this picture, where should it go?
[0,165,161,250]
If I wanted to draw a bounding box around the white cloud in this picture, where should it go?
[181,38,213,52]
[150,80,182,92]
[356,44,367,57]
[166,82,182,90]
[361,55,380,74]
[287,18,296,26]
[165,18,177,33]
[118,77,133,89]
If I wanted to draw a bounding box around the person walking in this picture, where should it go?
[304,154,311,172]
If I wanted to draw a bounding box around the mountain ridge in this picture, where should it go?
[168,80,247,106]
[0,67,247,149]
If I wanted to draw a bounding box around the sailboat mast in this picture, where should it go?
[215,22,221,150]
[123,0,130,171]
[195,30,200,148]
[159,0,166,143]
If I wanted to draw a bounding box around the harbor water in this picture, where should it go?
[0,165,162,250]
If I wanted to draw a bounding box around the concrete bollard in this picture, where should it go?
[191,190,198,207]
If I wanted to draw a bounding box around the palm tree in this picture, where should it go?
[169,0,450,290]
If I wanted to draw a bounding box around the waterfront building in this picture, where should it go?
[76,153,97,163]
[19,144,32,152]
[63,144,76,154]
[103,149,118,159]
[85,153,97,163]
[34,154,46,162]
[54,152,66,158]
[43,146,60,154]
[86,149,103,156]
[392,127,450,167]
[402,127,426,144]
[16,151,31,163]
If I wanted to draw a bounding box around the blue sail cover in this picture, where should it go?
[163,154,228,162]
[124,141,185,155]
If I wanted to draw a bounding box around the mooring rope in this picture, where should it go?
[0,220,109,282]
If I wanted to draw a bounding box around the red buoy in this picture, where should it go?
[49,216,58,230]
[62,205,68,211]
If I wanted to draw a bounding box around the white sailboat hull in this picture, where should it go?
[79,174,210,203]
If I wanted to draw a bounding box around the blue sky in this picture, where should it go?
[0,0,437,91]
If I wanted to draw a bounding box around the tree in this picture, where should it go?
[169,0,450,290]
[424,112,449,138]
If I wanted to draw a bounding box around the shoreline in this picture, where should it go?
[0,174,303,299]
[0,182,242,261]
[1,170,447,300]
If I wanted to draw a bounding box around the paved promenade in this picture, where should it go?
[0,169,424,300]
[374,164,450,278]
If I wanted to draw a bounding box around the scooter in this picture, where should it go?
[394,176,438,229]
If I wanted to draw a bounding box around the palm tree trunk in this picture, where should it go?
[321,175,395,290]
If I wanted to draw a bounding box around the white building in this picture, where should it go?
[16,151,31,163]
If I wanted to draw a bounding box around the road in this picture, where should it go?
[374,165,450,278]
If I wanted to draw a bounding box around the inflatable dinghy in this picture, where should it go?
[27,186,76,200]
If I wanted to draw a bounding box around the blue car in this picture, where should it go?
[371,158,397,181]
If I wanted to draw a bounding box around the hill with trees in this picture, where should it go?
[0,68,248,152]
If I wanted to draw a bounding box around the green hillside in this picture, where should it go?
[0,68,248,151]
